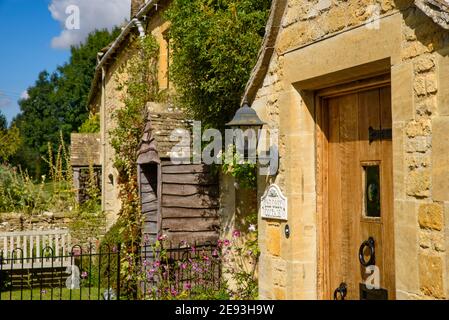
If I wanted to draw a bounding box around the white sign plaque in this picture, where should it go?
[261,184,288,220]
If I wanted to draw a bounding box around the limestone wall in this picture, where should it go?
[252,0,449,300]
[94,7,172,230]
[0,212,106,245]
[0,213,72,233]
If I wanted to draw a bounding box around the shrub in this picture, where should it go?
[78,113,100,133]
[0,165,48,214]
[94,220,126,295]
[166,0,271,129]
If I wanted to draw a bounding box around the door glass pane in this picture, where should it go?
[364,165,381,217]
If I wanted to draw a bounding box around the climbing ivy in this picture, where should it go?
[109,34,160,298]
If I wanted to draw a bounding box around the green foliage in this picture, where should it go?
[131,232,259,300]
[111,35,159,183]
[95,220,125,293]
[11,28,120,177]
[0,132,75,214]
[221,145,257,189]
[0,110,21,163]
[79,113,100,133]
[0,165,48,214]
[101,219,126,247]
[0,112,7,130]
[166,0,271,129]
[69,163,104,244]
[41,133,77,213]
[109,34,160,298]
[224,228,259,299]
[0,124,22,162]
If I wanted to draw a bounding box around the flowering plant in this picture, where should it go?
[221,145,257,190]
[220,225,259,300]
[131,226,259,300]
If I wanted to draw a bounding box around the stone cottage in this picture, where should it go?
[243,0,449,299]
[85,0,220,245]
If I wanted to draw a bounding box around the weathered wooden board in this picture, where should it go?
[161,207,219,218]
[141,196,158,205]
[142,221,158,234]
[162,184,218,197]
[142,202,158,213]
[140,159,220,246]
[143,213,157,223]
[166,231,219,246]
[162,217,220,232]
[141,183,157,193]
[161,164,211,174]
[161,194,219,208]
[162,173,217,185]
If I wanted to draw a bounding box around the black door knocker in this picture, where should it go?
[333,282,348,300]
[358,237,375,266]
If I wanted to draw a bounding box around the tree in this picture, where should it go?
[166,0,271,129]
[11,28,120,177]
[0,112,7,131]
[0,111,21,162]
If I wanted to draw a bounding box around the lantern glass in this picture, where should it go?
[226,102,265,162]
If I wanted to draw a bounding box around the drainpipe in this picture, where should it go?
[100,63,106,213]
[133,18,146,38]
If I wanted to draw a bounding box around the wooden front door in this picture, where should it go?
[322,84,395,300]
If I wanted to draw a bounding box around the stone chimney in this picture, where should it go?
[131,0,145,17]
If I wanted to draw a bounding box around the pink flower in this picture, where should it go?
[203,255,209,261]
[171,289,178,297]
[191,246,196,253]
[81,271,88,279]
[248,224,256,232]
[180,263,187,270]
[224,239,230,246]
[157,234,167,241]
[184,283,192,290]
[212,249,219,257]
[153,260,161,268]
[232,230,241,238]
[217,240,223,247]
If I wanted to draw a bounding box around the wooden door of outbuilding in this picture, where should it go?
[139,161,220,247]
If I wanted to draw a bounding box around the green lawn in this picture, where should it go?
[0,287,107,300]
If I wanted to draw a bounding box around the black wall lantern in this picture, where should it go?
[226,101,266,161]
[226,101,266,130]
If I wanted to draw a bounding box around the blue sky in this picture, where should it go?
[0,0,70,123]
[0,0,130,124]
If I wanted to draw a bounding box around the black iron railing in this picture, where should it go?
[0,242,220,300]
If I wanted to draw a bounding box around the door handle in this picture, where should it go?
[333,282,347,300]
[359,237,375,266]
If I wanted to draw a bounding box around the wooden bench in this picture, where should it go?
[0,230,72,270]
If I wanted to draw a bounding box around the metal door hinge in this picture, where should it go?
[369,126,392,143]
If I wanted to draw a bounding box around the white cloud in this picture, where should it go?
[0,97,12,108]
[49,0,131,49]
[20,91,29,100]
